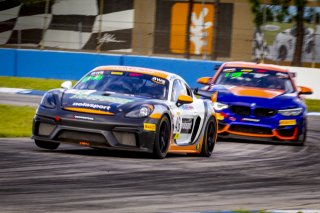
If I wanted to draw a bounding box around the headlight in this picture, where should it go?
[126,104,154,118]
[212,102,228,111]
[40,93,56,109]
[278,108,303,116]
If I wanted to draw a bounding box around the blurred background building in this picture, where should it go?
[0,0,319,66]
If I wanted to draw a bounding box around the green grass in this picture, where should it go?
[0,76,77,91]
[305,99,320,113]
[0,104,36,137]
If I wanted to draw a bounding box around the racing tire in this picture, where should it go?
[35,140,60,150]
[153,116,170,159]
[294,120,307,146]
[200,117,217,157]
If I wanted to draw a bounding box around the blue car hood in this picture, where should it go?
[209,85,303,110]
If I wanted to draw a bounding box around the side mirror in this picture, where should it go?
[61,81,73,90]
[176,95,193,106]
[297,86,313,95]
[197,77,212,85]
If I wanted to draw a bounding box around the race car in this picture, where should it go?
[195,61,313,145]
[32,65,217,158]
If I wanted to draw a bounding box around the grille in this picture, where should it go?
[230,105,251,116]
[254,108,277,117]
[57,130,106,144]
[113,132,136,146]
[38,123,56,136]
[229,124,272,135]
[218,122,227,131]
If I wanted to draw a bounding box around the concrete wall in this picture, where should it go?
[284,66,320,100]
[0,48,221,88]
[0,48,318,99]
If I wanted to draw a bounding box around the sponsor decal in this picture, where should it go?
[196,143,200,150]
[90,71,104,76]
[241,69,253,72]
[72,102,111,110]
[174,133,180,140]
[276,72,289,78]
[223,68,236,72]
[225,71,243,78]
[74,115,94,121]
[151,76,166,85]
[80,141,90,146]
[144,123,156,131]
[70,93,134,104]
[82,74,103,82]
[181,118,194,134]
[279,119,296,126]
[242,118,260,122]
[111,71,123,75]
[216,113,224,121]
[181,105,194,110]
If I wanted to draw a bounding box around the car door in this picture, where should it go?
[170,79,198,145]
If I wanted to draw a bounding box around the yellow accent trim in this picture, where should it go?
[279,119,297,126]
[93,66,169,79]
[178,95,193,104]
[64,107,114,115]
[111,71,123,75]
[149,113,162,119]
[216,113,224,121]
[144,123,156,131]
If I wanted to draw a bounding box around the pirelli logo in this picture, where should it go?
[144,123,156,131]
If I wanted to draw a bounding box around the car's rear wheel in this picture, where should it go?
[153,116,170,159]
[35,140,60,150]
[200,117,217,157]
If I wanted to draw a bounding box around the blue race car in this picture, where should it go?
[195,62,313,145]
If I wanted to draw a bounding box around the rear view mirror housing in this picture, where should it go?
[61,81,73,90]
[197,77,212,85]
[297,86,313,95]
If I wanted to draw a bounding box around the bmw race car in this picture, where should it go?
[32,66,217,158]
[195,62,313,145]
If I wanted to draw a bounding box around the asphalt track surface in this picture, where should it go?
[1,94,320,212]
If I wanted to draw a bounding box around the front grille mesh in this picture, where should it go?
[57,130,106,144]
[229,124,272,135]
[230,106,251,116]
[38,123,56,136]
[254,108,277,117]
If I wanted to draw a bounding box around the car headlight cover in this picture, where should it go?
[212,102,228,111]
[40,92,56,109]
[126,104,154,118]
[278,107,303,116]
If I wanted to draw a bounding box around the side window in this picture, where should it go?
[185,84,193,97]
[171,80,188,102]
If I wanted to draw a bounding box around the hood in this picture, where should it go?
[208,85,302,109]
[61,89,151,114]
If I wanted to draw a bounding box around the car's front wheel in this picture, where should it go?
[35,140,60,150]
[153,116,170,159]
[294,120,307,146]
[200,117,217,157]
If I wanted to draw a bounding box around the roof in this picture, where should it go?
[222,61,289,73]
[92,65,173,79]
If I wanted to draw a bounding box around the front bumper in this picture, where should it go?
[32,113,157,153]
[216,112,305,142]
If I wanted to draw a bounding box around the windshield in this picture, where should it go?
[74,70,169,100]
[215,67,295,93]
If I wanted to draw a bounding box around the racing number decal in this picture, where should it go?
[173,112,182,133]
